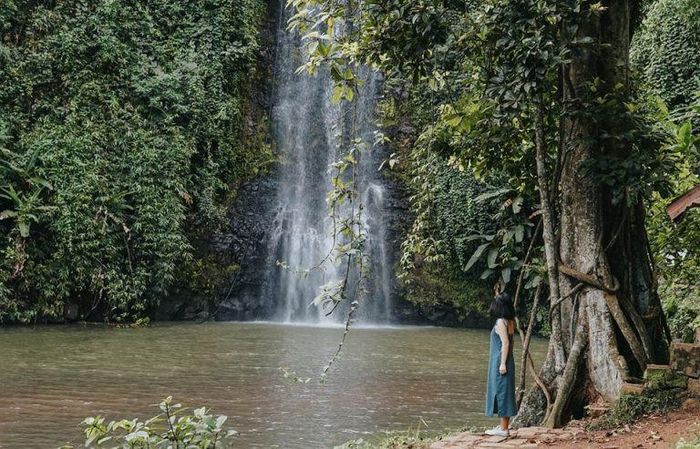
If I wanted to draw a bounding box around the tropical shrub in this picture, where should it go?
[646,117,700,341]
[588,388,683,431]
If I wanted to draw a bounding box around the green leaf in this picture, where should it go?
[474,188,512,203]
[0,210,18,220]
[330,65,343,82]
[480,268,494,279]
[444,113,463,127]
[18,221,30,238]
[514,225,524,243]
[342,68,354,80]
[501,267,512,284]
[677,122,692,147]
[318,42,331,57]
[512,196,523,213]
[487,247,498,268]
[331,85,344,104]
[464,243,490,272]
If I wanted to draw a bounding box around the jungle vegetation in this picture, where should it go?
[1,0,699,429]
[377,0,700,342]
[0,0,271,323]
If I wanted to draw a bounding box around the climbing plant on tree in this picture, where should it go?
[288,0,694,427]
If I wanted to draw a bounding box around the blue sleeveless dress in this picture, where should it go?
[485,321,517,417]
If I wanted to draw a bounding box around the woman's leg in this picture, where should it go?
[500,417,510,431]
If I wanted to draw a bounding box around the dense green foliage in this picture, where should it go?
[1,0,697,333]
[62,397,237,448]
[632,0,700,111]
[365,1,544,322]
[646,108,700,341]
[632,0,700,341]
[0,0,270,322]
[386,103,540,322]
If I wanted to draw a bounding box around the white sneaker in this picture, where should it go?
[485,425,509,437]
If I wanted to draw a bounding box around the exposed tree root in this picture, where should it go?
[557,260,649,371]
[544,299,589,428]
[557,261,619,293]
[526,352,552,414]
[604,292,648,371]
[618,294,655,361]
[516,284,548,408]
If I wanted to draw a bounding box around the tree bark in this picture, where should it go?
[535,102,567,377]
[516,0,670,427]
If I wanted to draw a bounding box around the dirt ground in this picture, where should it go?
[429,409,700,449]
[546,409,700,449]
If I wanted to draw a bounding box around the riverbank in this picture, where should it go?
[345,408,700,449]
[432,408,700,449]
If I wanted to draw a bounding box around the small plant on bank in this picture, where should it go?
[112,317,151,329]
[334,421,469,449]
[588,388,683,431]
[60,397,236,448]
[335,435,432,449]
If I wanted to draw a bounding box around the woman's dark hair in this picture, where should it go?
[490,292,515,321]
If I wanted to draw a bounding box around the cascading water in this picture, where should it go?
[262,1,393,324]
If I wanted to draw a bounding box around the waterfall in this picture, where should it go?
[261,1,393,324]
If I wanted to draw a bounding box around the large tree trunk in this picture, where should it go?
[516,0,670,427]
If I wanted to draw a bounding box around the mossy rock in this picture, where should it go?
[670,342,700,378]
[644,364,688,390]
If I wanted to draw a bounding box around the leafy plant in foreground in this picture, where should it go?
[60,397,237,449]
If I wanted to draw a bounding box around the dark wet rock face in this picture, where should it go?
[216,164,421,324]
[215,173,281,320]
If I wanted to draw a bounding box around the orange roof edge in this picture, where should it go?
[667,184,700,222]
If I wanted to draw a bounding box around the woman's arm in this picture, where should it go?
[495,319,510,375]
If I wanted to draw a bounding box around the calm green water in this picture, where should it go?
[0,322,546,448]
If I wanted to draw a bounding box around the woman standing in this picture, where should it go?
[484,292,517,437]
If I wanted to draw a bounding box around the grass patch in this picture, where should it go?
[677,436,700,449]
[334,434,433,449]
[333,424,480,449]
[588,388,683,430]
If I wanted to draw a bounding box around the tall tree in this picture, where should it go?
[519,0,671,426]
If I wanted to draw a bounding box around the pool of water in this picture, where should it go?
[0,322,546,448]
